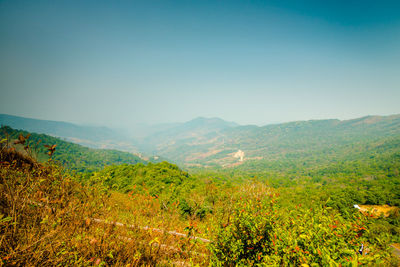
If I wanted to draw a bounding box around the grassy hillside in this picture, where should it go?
[0,126,145,172]
[0,146,206,265]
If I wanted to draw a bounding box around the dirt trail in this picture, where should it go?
[392,244,400,259]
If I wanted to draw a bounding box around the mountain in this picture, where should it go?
[128,122,181,139]
[136,117,239,152]
[139,114,400,167]
[0,114,138,153]
[148,117,237,139]
[0,126,146,172]
[3,113,400,168]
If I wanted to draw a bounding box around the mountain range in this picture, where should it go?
[139,114,400,167]
[1,113,400,168]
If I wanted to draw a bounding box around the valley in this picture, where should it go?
[2,0,399,264]
[1,113,399,265]
[4,113,400,168]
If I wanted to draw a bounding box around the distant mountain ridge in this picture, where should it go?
[144,117,238,139]
[132,117,239,153]
[0,126,146,172]
[138,114,400,167]
[131,117,238,139]
[0,114,138,153]
[2,113,400,168]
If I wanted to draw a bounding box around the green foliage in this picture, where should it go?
[0,126,145,172]
[2,116,400,265]
[85,162,202,216]
[144,114,400,166]
[86,161,189,193]
[210,183,393,266]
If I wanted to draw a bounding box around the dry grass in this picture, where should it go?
[0,148,209,266]
[358,205,399,218]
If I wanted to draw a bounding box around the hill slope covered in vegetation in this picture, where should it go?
[1,144,399,265]
[0,113,138,152]
[0,126,145,172]
[143,114,400,166]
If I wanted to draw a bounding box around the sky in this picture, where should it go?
[0,0,399,128]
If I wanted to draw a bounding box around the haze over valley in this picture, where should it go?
[2,113,400,169]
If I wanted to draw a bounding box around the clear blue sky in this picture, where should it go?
[1,0,399,127]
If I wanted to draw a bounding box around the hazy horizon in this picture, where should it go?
[1,0,400,129]
[2,112,400,131]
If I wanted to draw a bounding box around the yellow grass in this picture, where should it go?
[0,149,210,266]
[358,205,398,217]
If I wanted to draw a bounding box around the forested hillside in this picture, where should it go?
[0,114,138,152]
[4,113,399,168]
[0,126,145,172]
[145,114,400,166]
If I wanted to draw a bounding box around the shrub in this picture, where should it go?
[210,182,394,266]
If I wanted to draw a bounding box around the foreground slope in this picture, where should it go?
[0,147,207,265]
